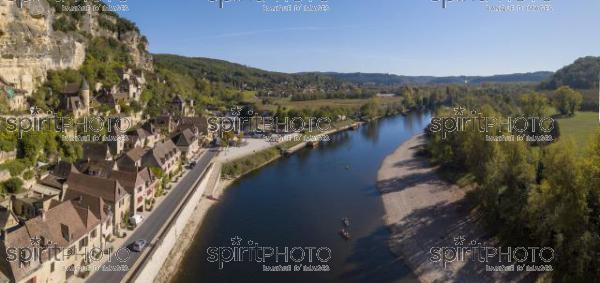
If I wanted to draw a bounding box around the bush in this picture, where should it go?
[221,147,281,178]
[0,159,28,177]
[22,170,34,180]
[3,177,23,194]
[52,16,77,33]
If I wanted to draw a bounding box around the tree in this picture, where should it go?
[527,140,590,281]
[553,86,583,116]
[359,98,380,120]
[520,92,548,118]
[3,177,23,194]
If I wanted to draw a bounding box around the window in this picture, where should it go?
[78,237,88,250]
[91,228,97,238]
[50,262,55,273]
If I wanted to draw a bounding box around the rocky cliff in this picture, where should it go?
[0,0,152,95]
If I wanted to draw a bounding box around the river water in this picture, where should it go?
[173,111,432,283]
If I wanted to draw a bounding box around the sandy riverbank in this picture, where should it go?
[377,134,530,283]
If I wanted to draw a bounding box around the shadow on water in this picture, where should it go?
[340,226,419,283]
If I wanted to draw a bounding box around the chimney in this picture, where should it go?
[40,208,46,221]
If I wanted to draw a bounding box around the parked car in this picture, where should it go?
[129,214,144,226]
[129,239,148,252]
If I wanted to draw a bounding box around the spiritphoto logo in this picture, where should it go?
[207,106,332,138]
[6,237,131,269]
[428,105,555,141]
[0,108,132,139]
[206,236,332,271]
[430,235,554,272]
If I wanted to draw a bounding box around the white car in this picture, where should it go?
[129,214,144,226]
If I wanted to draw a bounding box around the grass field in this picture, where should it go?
[247,96,405,112]
[557,111,599,154]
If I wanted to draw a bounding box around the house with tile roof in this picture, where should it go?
[110,168,157,213]
[0,200,105,282]
[171,128,199,161]
[141,140,181,176]
[63,173,130,235]
[116,146,147,172]
[82,143,112,162]
[59,79,90,119]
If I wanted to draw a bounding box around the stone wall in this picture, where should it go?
[0,150,17,165]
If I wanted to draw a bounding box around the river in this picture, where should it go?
[173,111,432,283]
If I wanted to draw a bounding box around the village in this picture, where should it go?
[0,67,218,282]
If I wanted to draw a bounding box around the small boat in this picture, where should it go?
[342,217,351,227]
[339,229,351,240]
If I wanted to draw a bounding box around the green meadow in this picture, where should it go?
[557,111,600,154]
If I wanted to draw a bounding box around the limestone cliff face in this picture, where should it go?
[0,0,152,95]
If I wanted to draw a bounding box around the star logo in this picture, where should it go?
[30,236,41,246]
[453,106,466,116]
[230,106,242,117]
[231,236,242,246]
[453,235,465,246]
[29,106,40,116]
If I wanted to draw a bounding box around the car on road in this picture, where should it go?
[129,214,144,227]
[186,161,197,169]
[129,239,148,252]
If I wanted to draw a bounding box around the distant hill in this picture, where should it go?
[541,56,600,89]
[314,71,554,86]
[155,54,554,90]
[153,54,339,90]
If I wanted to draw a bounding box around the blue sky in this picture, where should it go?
[117,0,600,76]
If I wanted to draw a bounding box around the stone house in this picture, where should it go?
[141,140,181,176]
[0,200,106,283]
[171,129,199,161]
[125,123,161,150]
[110,168,157,214]
[82,143,112,161]
[116,147,146,172]
[60,79,90,119]
[63,173,130,235]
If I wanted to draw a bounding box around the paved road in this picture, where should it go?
[87,150,218,283]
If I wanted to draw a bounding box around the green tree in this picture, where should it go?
[528,140,590,281]
[3,177,23,194]
[359,98,380,120]
[520,92,549,118]
[553,86,583,116]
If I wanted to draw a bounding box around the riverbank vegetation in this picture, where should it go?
[425,85,600,281]
[221,147,281,179]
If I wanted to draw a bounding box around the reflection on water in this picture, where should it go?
[173,112,431,283]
